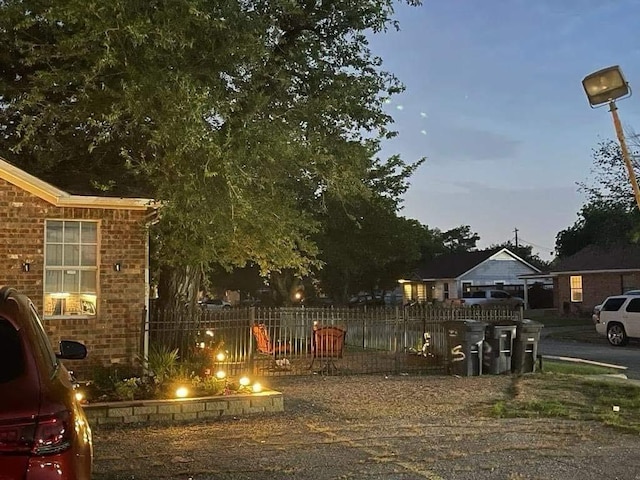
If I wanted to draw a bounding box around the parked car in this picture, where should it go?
[460,289,524,309]
[592,290,640,323]
[198,298,232,310]
[594,293,640,346]
[0,286,92,479]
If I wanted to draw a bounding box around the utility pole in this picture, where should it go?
[514,228,519,248]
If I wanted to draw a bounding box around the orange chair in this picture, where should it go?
[309,325,346,373]
[251,323,291,358]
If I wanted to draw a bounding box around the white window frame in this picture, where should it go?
[570,275,583,303]
[44,220,99,318]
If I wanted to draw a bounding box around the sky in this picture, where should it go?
[368,0,640,260]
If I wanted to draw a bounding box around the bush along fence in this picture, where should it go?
[147,304,523,377]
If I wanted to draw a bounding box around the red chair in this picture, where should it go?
[309,325,346,373]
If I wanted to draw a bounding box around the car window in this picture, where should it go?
[471,291,485,298]
[626,298,640,313]
[492,291,509,299]
[603,297,626,312]
[0,317,25,383]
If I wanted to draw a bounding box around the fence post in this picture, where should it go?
[248,306,256,371]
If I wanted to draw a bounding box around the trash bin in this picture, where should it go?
[444,319,486,376]
[511,319,544,374]
[483,323,517,374]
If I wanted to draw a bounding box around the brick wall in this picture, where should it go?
[555,272,640,315]
[0,178,149,374]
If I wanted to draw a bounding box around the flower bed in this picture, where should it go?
[83,389,284,428]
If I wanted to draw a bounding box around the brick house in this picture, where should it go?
[0,156,156,373]
[551,244,640,316]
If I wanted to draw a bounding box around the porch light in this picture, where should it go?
[75,391,85,402]
[22,261,30,272]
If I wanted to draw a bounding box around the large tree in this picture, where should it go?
[555,139,640,258]
[0,0,422,303]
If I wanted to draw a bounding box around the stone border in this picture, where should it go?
[83,390,283,427]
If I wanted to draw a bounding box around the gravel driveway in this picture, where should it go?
[93,374,640,480]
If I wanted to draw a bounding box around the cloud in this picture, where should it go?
[426,124,522,163]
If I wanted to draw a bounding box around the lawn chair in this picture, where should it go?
[251,323,291,365]
[308,325,346,374]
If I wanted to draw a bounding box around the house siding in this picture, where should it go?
[0,178,148,374]
[458,258,535,295]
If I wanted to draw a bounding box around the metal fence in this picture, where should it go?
[147,304,522,377]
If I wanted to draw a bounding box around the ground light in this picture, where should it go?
[175,387,189,398]
[239,376,251,387]
[252,382,263,393]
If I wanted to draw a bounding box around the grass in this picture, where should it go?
[531,316,593,327]
[490,366,640,433]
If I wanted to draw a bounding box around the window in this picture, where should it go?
[603,297,626,311]
[443,282,449,300]
[570,276,583,302]
[626,298,640,313]
[44,220,98,317]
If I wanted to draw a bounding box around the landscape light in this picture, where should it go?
[175,387,189,398]
[215,370,226,380]
[216,352,226,362]
[239,376,251,387]
[252,382,263,393]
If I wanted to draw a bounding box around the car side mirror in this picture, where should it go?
[57,340,88,360]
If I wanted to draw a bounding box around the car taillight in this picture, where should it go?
[0,412,72,456]
[33,411,72,455]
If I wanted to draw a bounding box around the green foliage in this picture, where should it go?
[0,0,424,282]
[555,139,640,257]
[144,345,179,384]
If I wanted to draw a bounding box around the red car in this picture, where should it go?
[0,287,92,479]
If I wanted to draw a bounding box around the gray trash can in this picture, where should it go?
[444,319,486,376]
[511,319,544,374]
[483,323,517,374]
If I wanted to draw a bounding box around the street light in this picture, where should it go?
[582,65,640,211]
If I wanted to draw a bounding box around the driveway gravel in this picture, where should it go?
[93,374,640,480]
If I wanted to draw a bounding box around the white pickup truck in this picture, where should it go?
[461,290,524,309]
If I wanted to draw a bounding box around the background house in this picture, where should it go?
[550,244,640,316]
[0,156,155,373]
[399,248,541,305]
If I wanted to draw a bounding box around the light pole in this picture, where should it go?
[582,65,640,211]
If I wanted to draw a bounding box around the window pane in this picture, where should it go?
[64,245,80,266]
[44,270,63,293]
[64,222,80,243]
[82,222,97,243]
[626,299,640,313]
[46,244,63,266]
[46,221,63,243]
[63,270,79,292]
[80,271,96,293]
[81,245,97,266]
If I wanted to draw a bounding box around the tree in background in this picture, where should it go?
[0,0,423,305]
[555,139,640,258]
[441,225,480,253]
[487,242,549,271]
